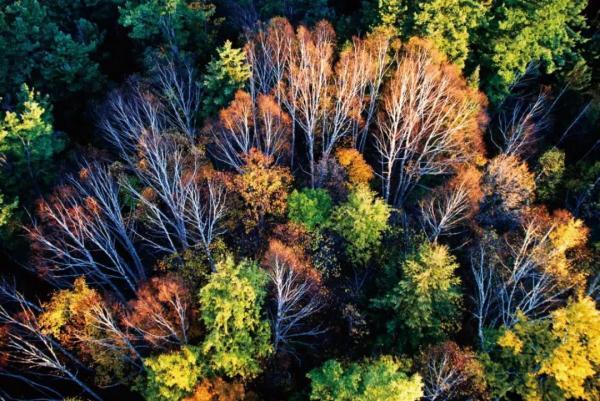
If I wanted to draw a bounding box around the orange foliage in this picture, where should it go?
[124,274,195,347]
[184,378,246,401]
[335,148,374,186]
[234,149,292,232]
[262,239,321,284]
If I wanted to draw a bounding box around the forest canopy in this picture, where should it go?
[0,1,599,400]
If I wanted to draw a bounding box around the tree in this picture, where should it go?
[199,256,272,379]
[183,377,246,401]
[419,166,482,242]
[233,149,292,233]
[202,41,252,120]
[308,355,423,401]
[479,154,535,229]
[329,184,390,266]
[470,209,589,344]
[0,0,104,103]
[0,193,17,229]
[139,345,205,401]
[207,90,291,171]
[335,148,374,187]
[287,188,333,232]
[476,0,589,103]
[0,287,103,401]
[418,341,487,401]
[371,242,463,351]
[483,297,600,401]
[412,0,489,69]
[38,277,134,386]
[124,274,195,348]
[374,38,484,206]
[119,0,218,64]
[536,147,565,202]
[0,84,65,196]
[262,240,325,354]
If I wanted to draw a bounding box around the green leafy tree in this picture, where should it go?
[0,84,65,196]
[119,0,218,63]
[536,147,565,202]
[475,0,589,103]
[138,345,205,401]
[0,194,17,228]
[199,256,272,379]
[371,242,463,351]
[483,297,600,401]
[202,40,251,119]
[258,0,333,25]
[375,0,406,30]
[329,184,390,266]
[0,0,104,103]
[288,188,333,231]
[412,0,489,69]
[308,355,423,401]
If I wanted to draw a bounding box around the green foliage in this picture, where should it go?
[288,188,333,231]
[536,147,565,202]
[138,345,205,401]
[308,355,423,401]
[199,256,272,379]
[476,0,589,103]
[119,0,218,63]
[376,0,406,30]
[371,242,462,351]
[0,84,65,196]
[0,194,17,228]
[412,0,488,69]
[202,40,251,119]
[258,0,333,25]
[329,184,390,266]
[0,0,104,102]
[483,297,600,401]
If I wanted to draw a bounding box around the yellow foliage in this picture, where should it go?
[546,212,589,288]
[498,330,523,354]
[540,297,600,400]
[335,148,374,186]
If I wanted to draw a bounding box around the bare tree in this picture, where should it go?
[374,39,483,206]
[420,171,480,242]
[469,216,578,345]
[207,91,291,171]
[266,254,325,356]
[494,91,547,158]
[153,58,201,138]
[0,290,102,401]
[421,342,485,401]
[72,162,145,281]
[99,79,164,162]
[354,28,393,152]
[288,22,335,187]
[126,131,227,264]
[28,186,136,300]
[124,275,193,349]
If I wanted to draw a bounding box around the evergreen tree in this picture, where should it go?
[0,84,65,196]
[371,242,463,352]
[475,0,589,103]
[412,0,489,69]
[202,40,251,119]
[0,0,104,103]
[119,0,219,64]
